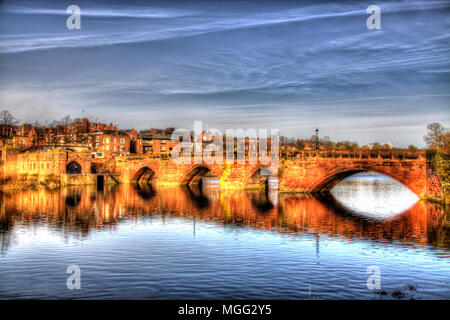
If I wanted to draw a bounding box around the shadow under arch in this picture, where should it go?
[132,166,156,185]
[181,165,218,187]
[247,166,277,191]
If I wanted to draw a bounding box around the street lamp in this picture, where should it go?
[315,128,319,150]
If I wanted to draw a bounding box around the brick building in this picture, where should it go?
[136,128,178,156]
[86,131,131,155]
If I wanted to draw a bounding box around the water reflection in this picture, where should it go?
[0,181,448,255]
[1,175,450,300]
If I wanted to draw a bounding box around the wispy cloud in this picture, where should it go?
[2,4,196,19]
[1,1,449,53]
[0,0,449,147]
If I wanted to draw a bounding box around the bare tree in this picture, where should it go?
[56,115,72,144]
[0,110,18,126]
[58,115,72,127]
[424,123,446,149]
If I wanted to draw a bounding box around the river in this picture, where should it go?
[0,173,448,299]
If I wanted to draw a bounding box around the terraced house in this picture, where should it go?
[137,128,177,156]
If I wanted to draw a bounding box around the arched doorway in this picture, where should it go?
[66,161,82,174]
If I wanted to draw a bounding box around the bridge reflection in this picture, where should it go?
[0,184,448,255]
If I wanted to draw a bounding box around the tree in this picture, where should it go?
[280,135,289,147]
[335,140,359,151]
[424,123,445,149]
[321,136,334,149]
[57,115,73,144]
[58,115,72,127]
[408,145,418,151]
[295,138,306,149]
[0,110,18,126]
[441,132,450,153]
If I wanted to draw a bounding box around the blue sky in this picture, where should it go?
[0,0,449,147]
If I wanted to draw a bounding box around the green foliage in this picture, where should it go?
[434,152,450,196]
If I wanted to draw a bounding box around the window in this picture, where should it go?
[120,138,125,144]
[161,146,166,152]
[120,146,125,152]
[161,140,166,144]
[106,138,110,144]
[114,138,117,144]
[106,145,109,151]
[96,136,100,142]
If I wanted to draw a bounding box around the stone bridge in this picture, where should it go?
[109,150,441,198]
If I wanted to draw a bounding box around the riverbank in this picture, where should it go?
[0,174,61,190]
[0,173,117,190]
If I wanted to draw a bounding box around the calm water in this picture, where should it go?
[0,173,449,299]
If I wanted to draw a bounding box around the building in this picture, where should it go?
[86,131,131,155]
[136,128,178,156]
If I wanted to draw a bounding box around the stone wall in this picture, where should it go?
[1,149,99,188]
[61,174,97,186]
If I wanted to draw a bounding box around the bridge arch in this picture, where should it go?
[246,165,277,189]
[130,165,158,184]
[180,165,220,186]
[312,167,419,196]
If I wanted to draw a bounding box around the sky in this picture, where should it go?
[0,0,449,147]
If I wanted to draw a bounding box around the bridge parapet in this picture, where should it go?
[113,150,426,164]
[281,150,425,160]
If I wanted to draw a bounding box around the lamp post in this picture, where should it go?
[315,128,319,150]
